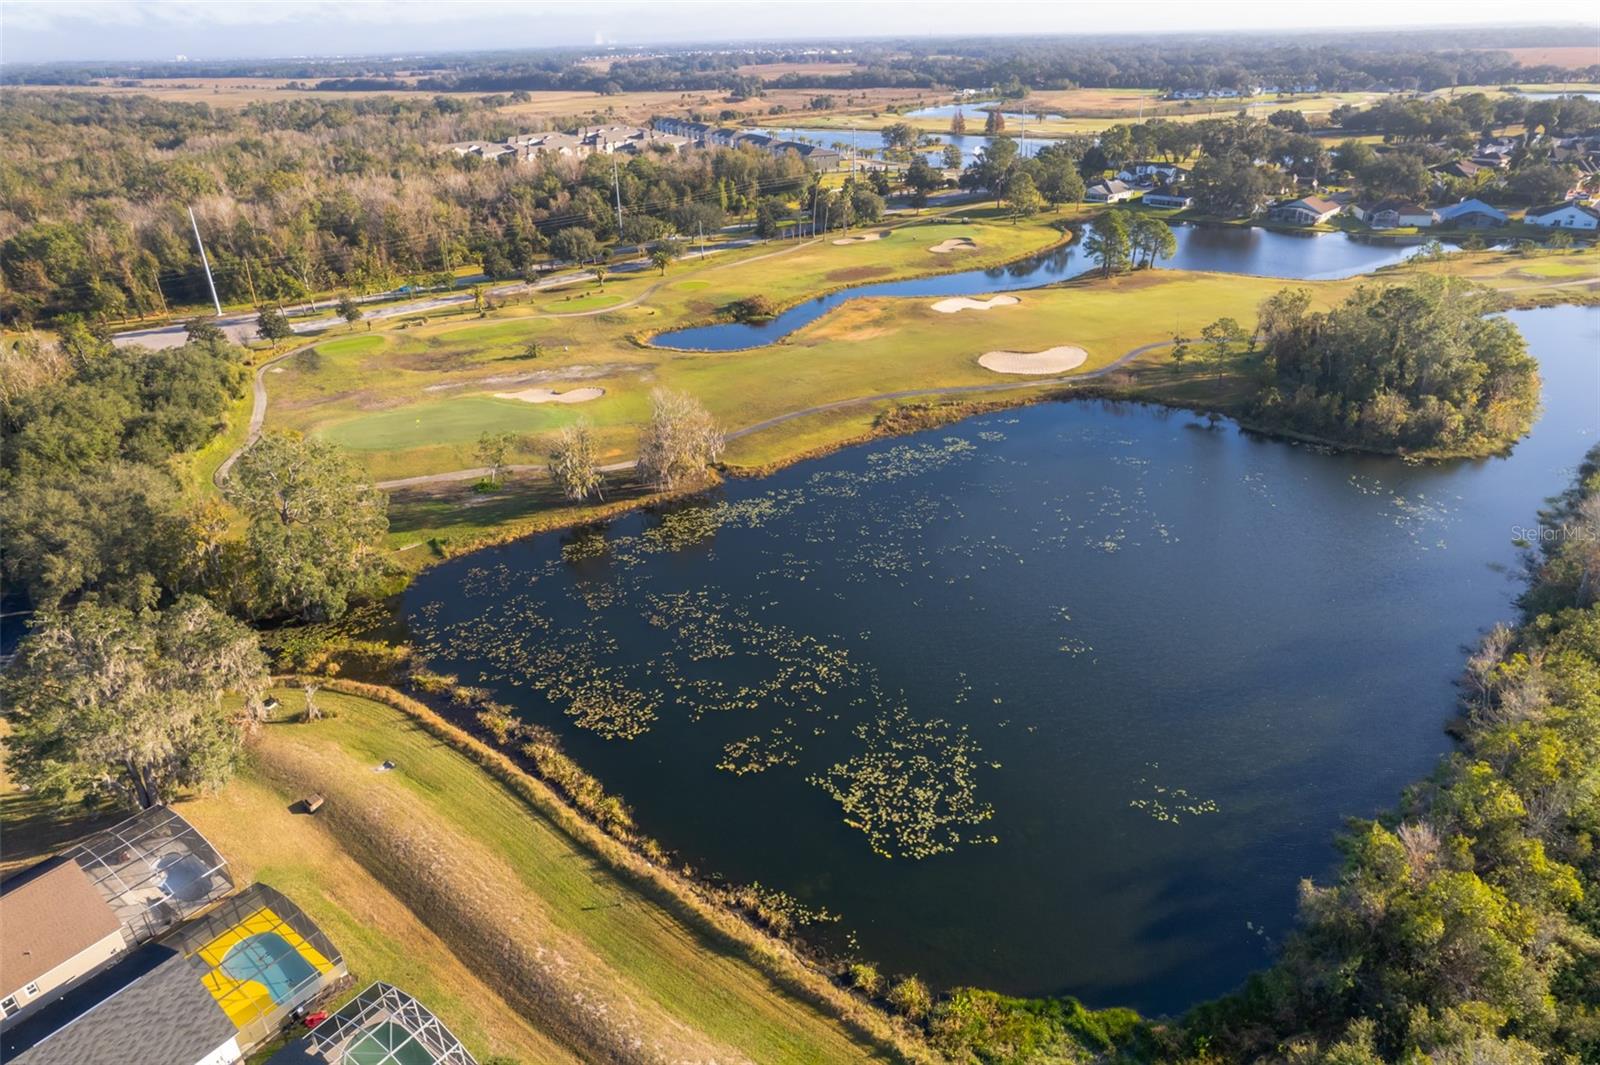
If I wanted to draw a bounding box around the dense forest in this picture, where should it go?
[0,91,813,323]
[8,29,1597,93]
[1251,277,1542,454]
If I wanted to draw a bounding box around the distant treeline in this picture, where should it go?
[7,29,1597,94]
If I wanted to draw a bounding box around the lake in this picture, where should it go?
[747,123,1052,166]
[651,224,1435,351]
[406,305,1599,1016]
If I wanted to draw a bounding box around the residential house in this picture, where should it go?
[1435,198,1509,227]
[1267,195,1343,225]
[732,132,776,151]
[0,862,127,1027]
[1352,198,1438,228]
[1525,200,1600,230]
[707,127,743,147]
[1141,187,1193,209]
[1430,159,1486,182]
[774,141,841,170]
[1116,161,1190,186]
[1085,179,1138,203]
[651,116,711,141]
[1,946,242,1065]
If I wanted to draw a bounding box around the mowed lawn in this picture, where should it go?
[263,210,1067,480]
[182,688,906,1065]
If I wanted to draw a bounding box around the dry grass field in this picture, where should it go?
[1501,45,1600,69]
[22,77,931,122]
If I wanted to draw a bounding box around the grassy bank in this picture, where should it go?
[180,684,931,1064]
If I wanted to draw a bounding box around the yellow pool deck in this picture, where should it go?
[197,905,337,1028]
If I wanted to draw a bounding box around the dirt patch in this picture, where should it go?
[979,346,1088,375]
[930,294,1019,314]
[494,387,605,404]
[832,230,890,246]
[929,237,978,254]
[825,265,895,283]
[1502,46,1600,69]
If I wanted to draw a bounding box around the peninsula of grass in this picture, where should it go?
[180,685,926,1065]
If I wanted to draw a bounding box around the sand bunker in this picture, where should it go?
[493,387,605,404]
[931,294,1020,314]
[979,346,1088,375]
[832,230,890,245]
[929,237,978,254]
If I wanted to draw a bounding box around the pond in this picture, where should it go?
[747,124,1053,166]
[650,224,1435,351]
[406,306,1599,1016]
[903,101,1067,123]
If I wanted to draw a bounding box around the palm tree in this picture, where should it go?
[592,263,608,290]
[649,247,675,275]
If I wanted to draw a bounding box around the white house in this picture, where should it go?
[1435,198,1509,227]
[1524,200,1600,230]
[1267,195,1342,225]
[1353,199,1437,229]
[1086,179,1138,203]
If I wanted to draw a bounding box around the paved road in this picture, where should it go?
[115,241,761,351]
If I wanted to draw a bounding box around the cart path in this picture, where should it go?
[366,340,1173,491]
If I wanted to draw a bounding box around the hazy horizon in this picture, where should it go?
[3,0,1597,67]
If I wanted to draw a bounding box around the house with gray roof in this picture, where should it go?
[1,946,241,1065]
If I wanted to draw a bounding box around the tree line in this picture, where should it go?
[0,90,813,325]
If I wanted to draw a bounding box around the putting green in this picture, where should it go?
[315,395,585,451]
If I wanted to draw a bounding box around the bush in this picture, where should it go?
[847,962,883,996]
[887,975,932,1021]
[728,294,777,321]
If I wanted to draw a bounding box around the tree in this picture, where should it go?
[3,596,267,809]
[550,226,600,264]
[1035,152,1086,209]
[476,431,515,486]
[649,243,679,275]
[1083,210,1132,276]
[549,420,606,502]
[1507,163,1579,207]
[1004,172,1044,221]
[1130,216,1178,268]
[1,461,181,611]
[184,317,226,348]
[591,262,609,290]
[880,122,917,153]
[336,294,363,325]
[1200,316,1248,387]
[227,430,389,621]
[636,388,724,490]
[255,306,293,343]
[983,108,1007,135]
[950,109,966,136]
[302,682,322,722]
[1190,153,1272,218]
[942,144,963,171]
[1268,108,1311,133]
[904,155,941,208]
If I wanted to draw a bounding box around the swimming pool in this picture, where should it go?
[219,931,319,1003]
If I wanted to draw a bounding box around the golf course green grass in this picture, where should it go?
[242,210,1596,548]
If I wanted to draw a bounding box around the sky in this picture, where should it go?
[1,0,1596,65]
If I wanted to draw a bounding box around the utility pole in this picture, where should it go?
[611,154,625,240]
[188,205,222,317]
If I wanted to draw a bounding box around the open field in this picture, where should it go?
[179,686,911,1064]
[1501,46,1600,69]
[14,79,936,123]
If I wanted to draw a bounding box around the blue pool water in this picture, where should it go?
[221,932,318,1002]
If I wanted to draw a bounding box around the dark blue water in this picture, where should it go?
[652,224,1430,351]
[407,306,1599,1016]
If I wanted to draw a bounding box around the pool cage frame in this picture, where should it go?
[64,804,233,947]
[307,982,477,1065]
[165,882,347,1051]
